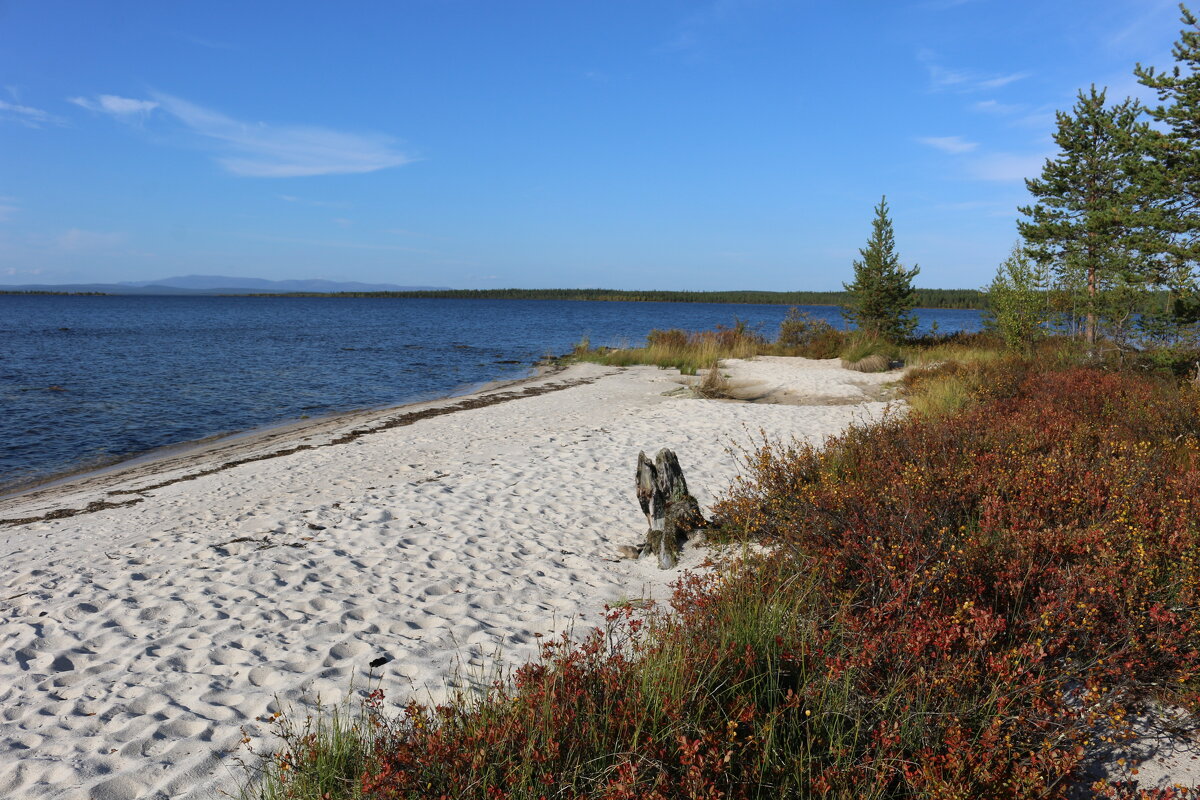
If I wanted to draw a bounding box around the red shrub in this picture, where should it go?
[275,363,1200,800]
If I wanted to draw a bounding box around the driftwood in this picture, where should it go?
[634,449,706,569]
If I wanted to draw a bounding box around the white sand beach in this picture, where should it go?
[0,357,900,800]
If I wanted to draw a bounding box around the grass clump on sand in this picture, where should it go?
[571,310,856,377]
[239,693,389,800]
[694,360,731,398]
[837,335,894,373]
[572,321,768,375]
[244,355,1200,800]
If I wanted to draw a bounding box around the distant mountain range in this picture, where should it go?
[1,275,449,295]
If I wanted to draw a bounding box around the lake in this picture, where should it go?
[0,295,983,493]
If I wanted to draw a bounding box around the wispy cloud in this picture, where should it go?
[58,228,125,251]
[657,0,758,55]
[278,194,349,208]
[243,233,434,253]
[0,99,63,128]
[0,197,19,222]
[969,152,1050,182]
[3,266,44,278]
[934,200,996,211]
[68,94,159,116]
[933,199,1022,218]
[1106,0,1179,53]
[970,99,1058,133]
[972,99,1023,115]
[67,91,414,178]
[918,135,978,154]
[918,50,1031,93]
[976,72,1031,89]
[183,34,235,50]
[918,0,978,8]
[154,93,413,177]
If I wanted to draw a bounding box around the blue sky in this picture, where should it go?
[0,0,1189,290]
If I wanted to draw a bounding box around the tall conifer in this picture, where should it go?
[1134,3,1200,320]
[842,196,920,341]
[1018,87,1152,346]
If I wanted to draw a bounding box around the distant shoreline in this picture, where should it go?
[1,288,989,309]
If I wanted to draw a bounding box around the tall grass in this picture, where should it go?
[240,693,389,800]
[573,322,768,374]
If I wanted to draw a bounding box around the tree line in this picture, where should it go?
[251,287,987,309]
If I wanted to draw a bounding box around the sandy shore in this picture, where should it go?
[0,358,904,799]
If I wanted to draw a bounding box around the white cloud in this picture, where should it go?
[976,72,1032,89]
[969,152,1050,182]
[918,50,1032,93]
[58,228,125,251]
[1105,0,1179,53]
[68,94,159,116]
[67,91,413,178]
[278,194,349,208]
[4,267,43,278]
[153,93,412,178]
[243,233,433,253]
[972,100,1022,115]
[657,0,757,55]
[918,135,979,154]
[0,99,62,128]
[0,197,18,221]
[183,35,235,50]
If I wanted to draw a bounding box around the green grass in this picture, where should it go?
[904,369,974,417]
[572,323,768,375]
[239,694,387,800]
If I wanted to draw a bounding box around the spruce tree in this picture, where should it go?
[842,196,920,341]
[1018,86,1153,347]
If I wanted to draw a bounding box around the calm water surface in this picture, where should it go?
[0,296,983,493]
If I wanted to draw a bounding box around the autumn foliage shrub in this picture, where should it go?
[249,362,1200,800]
[719,363,1200,797]
[775,307,847,359]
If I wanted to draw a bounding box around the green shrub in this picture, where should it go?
[775,307,847,358]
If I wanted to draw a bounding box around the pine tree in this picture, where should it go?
[842,196,920,341]
[1134,3,1200,321]
[1018,86,1153,347]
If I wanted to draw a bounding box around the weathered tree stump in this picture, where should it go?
[634,449,706,569]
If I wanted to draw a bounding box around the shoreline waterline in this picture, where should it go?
[0,361,558,513]
[0,295,985,492]
[0,357,901,800]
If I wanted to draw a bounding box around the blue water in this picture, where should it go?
[0,296,983,492]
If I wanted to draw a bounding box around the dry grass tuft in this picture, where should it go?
[694,361,731,398]
[840,353,890,372]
